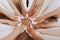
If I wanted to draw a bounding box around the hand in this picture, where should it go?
[1,25,25,40]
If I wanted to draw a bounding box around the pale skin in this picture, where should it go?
[32,24,60,29]
[30,0,53,18]
[0,0,24,40]
[0,7,16,20]
[8,0,22,16]
[28,0,37,17]
[34,8,60,23]
[27,26,42,40]
[0,19,18,26]
[1,25,25,40]
[0,0,60,40]
[30,0,44,18]
[19,0,26,16]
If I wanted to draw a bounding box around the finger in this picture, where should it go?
[27,26,42,40]
[32,24,59,29]
[0,7,16,20]
[28,0,37,17]
[34,8,60,23]
[30,0,44,18]
[0,19,18,26]
[8,0,22,16]
[19,0,26,16]
[1,25,25,40]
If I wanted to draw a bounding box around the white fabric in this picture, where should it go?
[0,0,14,13]
[35,0,60,40]
[46,16,60,26]
[22,0,27,11]
[38,0,52,17]
[47,22,60,26]
[0,23,15,39]
[0,0,15,39]
[44,0,60,15]
[27,0,33,11]
[0,0,60,40]
[35,27,60,40]
[22,0,33,11]
[37,0,60,17]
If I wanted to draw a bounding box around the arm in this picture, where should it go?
[1,25,25,40]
